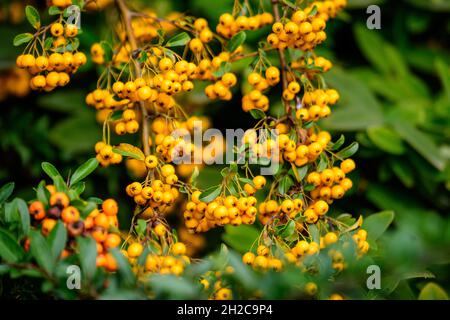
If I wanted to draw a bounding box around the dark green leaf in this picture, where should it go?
[36,181,50,206]
[25,5,40,29]
[13,33,34,46]
[278,175,294,194]
[280,220,295,238]
[362,210,394,241]
[166,32,191,47]
[70,158,99,186]
[41,162,62,181]
[393,121,446,171]
[227,31,246,53]
[110,248,135,286]
[249,109,266,119]
[136,219,147,237]
[0,229,24,263]
[77,236,97,280]
[48,6,61,15]
[330,135,345,151]
[335,142,359,159]
[113,143,145,161]
[15,198,30,238]
[0,182,14,205]
[47,220,67,261]
[222,225,259,253]
[29,230,54,274]
[199,186,222,203]
[367,126,405,155]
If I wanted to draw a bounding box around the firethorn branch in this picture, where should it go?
[115,0,151,157]
[271,0,290,114]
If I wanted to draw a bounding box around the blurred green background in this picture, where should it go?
[0,0,449,298]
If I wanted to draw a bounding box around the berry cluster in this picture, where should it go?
[242,67,280,112]
[216,12,274,38]
[307,159,355,202]
[296,88,340,122]
[94,141,123,167]
[126,164,179,214]
[267,0,346,51]
[204,72,237,101]
[276,130,330,167]
[90,43,105,65]
[184,191,257,233]
[258,198,304,225]
[143,242,189,276]
[242,245,283,271]
[16,20,86,92]
[28,187,122,271]
[114,109,140,135]
[291,55,333,73]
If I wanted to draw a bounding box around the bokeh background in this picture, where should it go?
[0,0,449,298]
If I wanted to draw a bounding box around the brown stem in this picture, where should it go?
[115,0,151,157]
[271,0,290,115]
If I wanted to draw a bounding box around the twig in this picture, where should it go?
[271,0,290,115]
[115,0,151,156]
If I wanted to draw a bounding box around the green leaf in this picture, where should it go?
[392,121,446,171]
[222,224,259,253]
[25,5,40,29]
[279,220,295,238]
[80,201,97,219]
[212,61,231,78]
[418,283,448,300]
[55,38,80,53]
[308,224,320,243]
[77,236,97,280]
[69,158,99,186]
[112,143,145,161]
[227,251,258,289]
[150,274,198,298]
[136,219,147,237]
[308,5,318,16]
[15,198,30,238]
[249,109,266,119]
[297,165,309,180]
[354,23,390,75]
[166,32,191,47]
[0,182,14,205]
[227,31,246,53]
[70,182,85,197]
[316,153,328,172]
[48,6,61,15]
[110,248,135,286]
[47,220,67,261]
[278,175,294,194]
[239,177,255,187]
[330,135,345,151]
[29,230,54,274]
[0,229,24,263]
[435,59,450,103]
[109,110,123,121]
[362,210,394,241]
[36,181,50,206]
[13,33,34,46]
[335,142,359,159]
[367,126,406,155]
[199,186,222,203]
[41,162,62,181]
[322,68,384,130]
[4,201,17,223]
